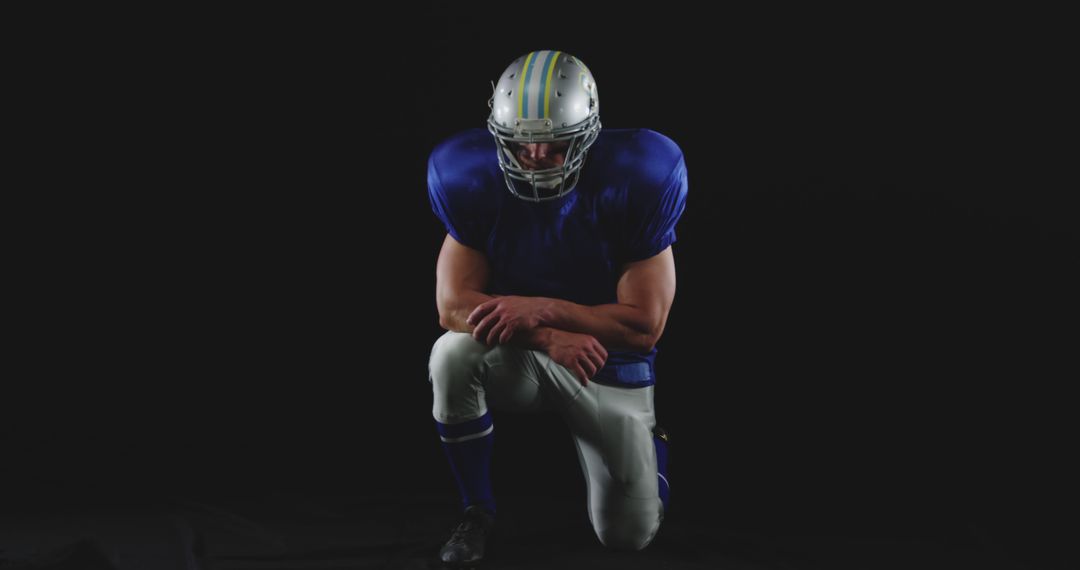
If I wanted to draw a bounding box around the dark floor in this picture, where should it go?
[2,490,1068,570]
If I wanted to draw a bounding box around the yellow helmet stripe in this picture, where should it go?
[518,51,536,118]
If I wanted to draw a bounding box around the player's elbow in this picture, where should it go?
[438,311,465,333]
[630,330,661,354]
[438,313,452,331]
[635,339,657,354]
[436,301,456,331]
[621,306,667,353]
[634,315,667,353]
[435,294,459,332]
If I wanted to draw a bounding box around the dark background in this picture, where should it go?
[6,3,1075,566]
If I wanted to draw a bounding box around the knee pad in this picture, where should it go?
[429,332,489,423]
[429,332,488,384]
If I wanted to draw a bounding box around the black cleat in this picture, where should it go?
[439,505,495,566]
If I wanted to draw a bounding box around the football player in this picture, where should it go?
[428,50,687,566]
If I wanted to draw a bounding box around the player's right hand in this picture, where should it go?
[544,330,607,385]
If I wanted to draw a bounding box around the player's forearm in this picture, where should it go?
[541,298,659,353]
[437,290,495,333]
[505,326,558,352]
[440,293,559,352]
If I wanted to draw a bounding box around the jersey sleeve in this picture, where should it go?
[427,151,488,250]
[622,149,689,262]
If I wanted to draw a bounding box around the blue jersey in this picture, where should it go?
[428,128,688,388]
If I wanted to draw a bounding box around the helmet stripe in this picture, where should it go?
[540,50,561,119]
[519,51,539,119]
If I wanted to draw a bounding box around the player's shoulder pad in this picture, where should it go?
[428,128,498,195]
[631,129,685,163]
[427,129,501,245]
[618,129,687,207]
[597,128,686,194]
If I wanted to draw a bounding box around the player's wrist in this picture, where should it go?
[539,297,573,329]
[536,298,557,328]
[535,326,557,351]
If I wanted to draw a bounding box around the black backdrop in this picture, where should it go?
[6,2,1074,555]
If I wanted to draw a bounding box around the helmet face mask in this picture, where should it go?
[487,51,601,202]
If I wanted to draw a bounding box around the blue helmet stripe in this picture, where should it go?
[537,50,559,118]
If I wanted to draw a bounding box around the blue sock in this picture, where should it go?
[436,411,496,515]
[654,431,669,511]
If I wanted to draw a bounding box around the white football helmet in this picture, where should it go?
[487,51,601,201]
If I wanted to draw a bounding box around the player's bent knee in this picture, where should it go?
[428,332,491,423]
[595,516,660,551]
[428,332,488,386]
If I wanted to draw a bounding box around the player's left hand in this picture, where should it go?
[468,296,552,346]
